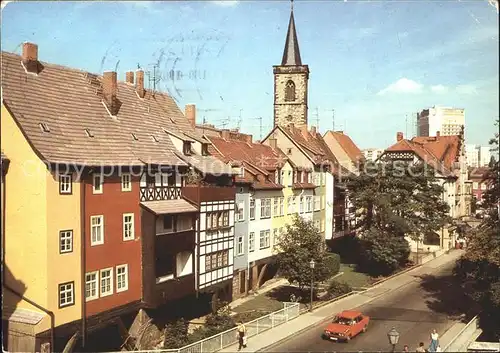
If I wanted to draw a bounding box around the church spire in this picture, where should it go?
[281,0,302,66]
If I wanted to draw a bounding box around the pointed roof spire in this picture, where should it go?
[281,0,302,66]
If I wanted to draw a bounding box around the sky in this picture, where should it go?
[1,0,499,149]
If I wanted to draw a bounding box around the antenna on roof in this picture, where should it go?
[258,116,263,140]
[314,107,320,131]
[330,109,335,131]
[237,109,243,130]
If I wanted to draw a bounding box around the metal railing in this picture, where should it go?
[118,302,300,353]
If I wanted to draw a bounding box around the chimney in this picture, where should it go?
[269,138,277,150]
[221,130,230,140]
[125,71,134,84]
[310,126,317,135]
[300,125,309,139]
[136,70,145,98]
[185,104,196,128]
[245,134,253,144]
[102,71,118,115]
[396,132,404,142]
[22,42,39,74]
[336,131,344,134]
[436,131,440,137]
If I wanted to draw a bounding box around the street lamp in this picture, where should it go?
[387,327,400,352]
[309,259,315,312]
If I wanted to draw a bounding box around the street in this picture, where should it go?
[264,259,468,352]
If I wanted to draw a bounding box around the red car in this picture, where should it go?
[322,310,370,342]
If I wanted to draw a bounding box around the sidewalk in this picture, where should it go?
[220,250,465,353]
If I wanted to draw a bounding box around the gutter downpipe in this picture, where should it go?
[4,285,55,352]
[80,176,87,347]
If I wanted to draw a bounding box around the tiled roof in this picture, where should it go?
[140,199,198,215]
[385,135,462,177]
[1,51,221,171]
[324,131,364,163]
[207,135,285,189]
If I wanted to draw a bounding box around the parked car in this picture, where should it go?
[322,310,370,342]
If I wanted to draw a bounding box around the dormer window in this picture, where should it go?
[183,141,192,155]
[201,143,209,156]
[85,129,94,138]
[39,123,50,133]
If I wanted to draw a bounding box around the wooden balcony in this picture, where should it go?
[140,186,181,202]
[181,185,236,204]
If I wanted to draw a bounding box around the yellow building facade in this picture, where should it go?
[1,104,82,349]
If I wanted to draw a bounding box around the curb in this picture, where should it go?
[255,250,460,352]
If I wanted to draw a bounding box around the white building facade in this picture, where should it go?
[417,106,465,137]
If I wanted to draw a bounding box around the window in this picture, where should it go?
[85,272,98,301]
[59,282,75,308]
[306,196,313,213]
[59,175,72,194]
[100,268,113,297]
[481,183,486,190]
[260,199,271,219]
[177,215,193,232]
[206,211,229,229]
[183,141,192,155]
[299,197,304,213]
[473,182,478,189]
[93,174,103,194]
[279,197,284,216]
[275,169,281,184]
[285,80,296,101]
[205,250,229,271]
[237,202,245,222]
[249,232,255,252]
[294,171,298,183]
[59,230,73,254]
[259,230,270,249]
[308,172,312,184]
[121,173,132,191]
[301,172,306,183]
[202,143,209,156]
[314,196,320,211]
[273,198,279,216]
[114,265,128,293]
[156,255,175,281]
[163,215,174,231]
[176,251,193,276]
[123,213,134,241]
[237,236,244,255]
[90,215,104,246]
[223,211,229,226]
[249,199,255,220]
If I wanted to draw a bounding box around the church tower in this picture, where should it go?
[273,1,309,128]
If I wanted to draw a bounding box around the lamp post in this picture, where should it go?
[387,327,400,352]
[309,259,315,312]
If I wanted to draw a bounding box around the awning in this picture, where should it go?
[2,307,46,325]
[140,199,198,215]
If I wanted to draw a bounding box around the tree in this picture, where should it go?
[347,161,450,274]
[276,216,336,289]
[454,119,500,340]
[163,319,189,349]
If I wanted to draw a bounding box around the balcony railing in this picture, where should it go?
[181,185,236,204]
[140,186,182,202]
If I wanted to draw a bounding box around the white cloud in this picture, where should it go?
[211,1,239,6]
[377,78,424,96]
[430,85,449,94]
[456,84,479,95]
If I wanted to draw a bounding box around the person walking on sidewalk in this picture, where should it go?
[428,329,440,352]
[236,321,247,351]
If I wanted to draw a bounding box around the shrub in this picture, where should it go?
[163,319,190,349]
[323,253,341,277]
[326,280,352,298]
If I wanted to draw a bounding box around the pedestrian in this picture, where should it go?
[236,321,247,351]
[428,329,439,352]
[403,344,409,352]
[416,342,426,352]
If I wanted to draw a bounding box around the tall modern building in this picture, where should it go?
[417,106,465,137]
[466,144,492,167]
